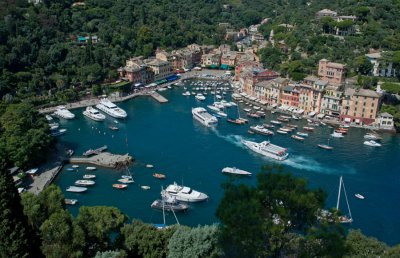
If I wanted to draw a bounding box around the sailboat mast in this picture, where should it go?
[336,176,342,210]
[342,178,352,220]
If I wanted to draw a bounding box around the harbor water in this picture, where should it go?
[55,81,400,245]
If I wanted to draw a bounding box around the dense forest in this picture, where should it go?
[2,165,400,257]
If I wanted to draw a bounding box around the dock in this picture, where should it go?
[28,165,63,195]
[150,92,168,103]
[69,152,133,169]
[83,145,108,157]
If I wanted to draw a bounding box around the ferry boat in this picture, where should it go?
[363,140,381,147]
[96,98,127,119]
[222,167,252,176]
[242,140,288,161]
[83,106,106,121]
[192,107,218,127]
[53,106,75,119]
[66,186,87,193]
[162,182,208,202]
[249,125,274,136]
[151,195,189,212]
[75,180,95,186]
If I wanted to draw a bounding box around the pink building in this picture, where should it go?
[318,59,346,84]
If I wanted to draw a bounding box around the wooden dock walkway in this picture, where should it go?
[149,92,168,103]
[69,152,133,169]
[28,165,63,195]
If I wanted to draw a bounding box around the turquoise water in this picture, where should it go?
[55,81,400,245]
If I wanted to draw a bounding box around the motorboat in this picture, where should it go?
[153,173,166,179]
[45,114,53,121]
[286,124,298,129]
[146,164,154,168]
[227,118,246,125]
[86,167,97,171]
[247,112,261,118]
[195,93,206,101]
[51,128,67,137]
[222,167,252,176]
[207,104,220,112]
[249,125,274,136]
[25,168,39,175]
[151,195,189,212]
[363,140,381,147]
[355,194,365,200]
[242,140,288,161]
[75,180,95,186]
[83,145,107,156]
[263,124,275,129]
[66,186,87,193]
[121,175,132,179]
[292,115,300,120]
[303,126,315,131]
[53,106,75,119]
[277,116,289,122]
[182,91,191,96]
[162,182,208,202]
[141,186,151,190]
[277,129,288,134]
[243,108,251,112]
[331,131,344,138]
[83,106,106,121]
[291,135,305,141]
[280,127,293,132]
[270,120,282,125]
[109,126,119,131]
[118,178,134,184]
[112,184,128,189]
[256,111,266,117]
[318,144,333,150]
[65,199,78,205]
[296,132,309,137]
[96,98,127,119]
[364,133,382,140]
[192,107,218,127]
[83,174,96,179]
[72,165,80,168]
[49,122,59,130]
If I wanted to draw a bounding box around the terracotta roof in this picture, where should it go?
[355,89,380,98]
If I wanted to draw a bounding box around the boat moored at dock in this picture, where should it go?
[249,125,274,136]
[242,140,288,161]
[151,194,189,212]
[96,98,127,119]
[53,106,75,119]
[83,106,106,121]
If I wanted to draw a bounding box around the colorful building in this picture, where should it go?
[318,59,346,84]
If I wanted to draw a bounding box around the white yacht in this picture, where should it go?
[83,106,106,121]
[162,182,208,202]
[364,140,381,147]
[182,91,191,96]
[222,167,252,176]
[53,106,75,119]
[364,133,382,140]
[96,98,127,119]
[66,186,87,193]
[242,140,289,161]
[195,93,206,101]
[331,131,344,138]
[207,104,221,112]
[75,180,96,186]
[192,107,218,127]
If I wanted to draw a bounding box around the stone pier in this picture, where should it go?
[69,152,133,169]
[150,92,168,103]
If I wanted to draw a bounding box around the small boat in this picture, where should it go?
[146,164,154,168]
[141,186,151,190]
[280,127,293,132]
[277,130,288,134]
[195,93,206,101]
[321,122,327,126]
[263,124,275,128]
[121,175,133,179]
[83,106,106,121]
[66,186,87,193]
[243,108,251,112]
[67,168,75,171]
[291,135,305,141]
[45,114,53,121]
[217,111,227,117]
[248,130,255,134]
[286,124,298,129]
[363,140,381,147]
[318,144,333,150]
[207,105,220,112]
[118,178,134,184]
[335,129,347,134]
[247,112,261,118]
[277,117,289,122]
[355,194,365,200]
[72,165,80,168]
[222,167,252,176]
[75,180,95,186]
[292,115,300,120]
[109,126,119,131]
[296,132,309,137]
[182,91,191,96]
[303,126,315,131]
[153,173,166,179]
[65,199,78,205]
[86,167,97,171]
[270,120,282,125]
[151,195,189,212]
[364,133,382,140]
[227,118,246,125]
[331,131,344,138]
[250,125,274,136]
[83,174,96,179]
[112,184,128,189]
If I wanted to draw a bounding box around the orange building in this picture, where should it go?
[318,59,346,84]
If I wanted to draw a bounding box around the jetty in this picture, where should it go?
[83,145,108,157]
[150,92,168,103]
[70,152,133,169]
[28,165,63,195]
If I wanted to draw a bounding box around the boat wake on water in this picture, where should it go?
[283,155,356,174]
[211,128,245,149]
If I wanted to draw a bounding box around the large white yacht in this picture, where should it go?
[53,106,75,119]
[192,107,218,127]
[162,182,208,202]
[96,98,127,119]
[83,106,106,121]
[242,140,289,161]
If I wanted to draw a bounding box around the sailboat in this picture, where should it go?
[336,176,353,224]
[153,187,182,229]
[227,101,248,124]
[318,138,333,150]
[118,166,134,184]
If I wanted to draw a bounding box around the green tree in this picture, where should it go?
[121,220,177,258]
[354,56,373,75]
[167,224,223,258]
[344,229,387,257]
[95,250,127,258]
[0,169,43,258]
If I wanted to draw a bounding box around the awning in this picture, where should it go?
[220,64,230,70]
[344,117,351,122]
[209,64,218,69]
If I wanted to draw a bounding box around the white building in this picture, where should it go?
[365,52,396,77]
[377,112,394,130]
